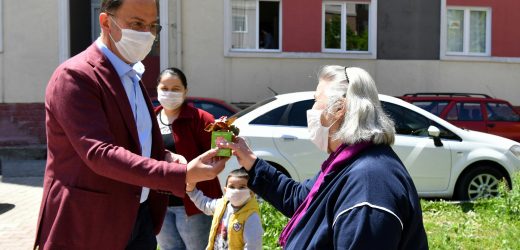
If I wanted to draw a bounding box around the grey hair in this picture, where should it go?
[318,65,395,145]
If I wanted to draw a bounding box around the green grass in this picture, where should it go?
[422,172,520,249]
[259,202,288,250]
[259,172,520,249]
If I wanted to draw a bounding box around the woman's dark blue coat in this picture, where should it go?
[248,144,429,249]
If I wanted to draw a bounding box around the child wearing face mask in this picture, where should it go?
[186,168,264,250]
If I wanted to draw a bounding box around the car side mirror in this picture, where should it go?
[428,125,443,147]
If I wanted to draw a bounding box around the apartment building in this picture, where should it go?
[0,0,519,146]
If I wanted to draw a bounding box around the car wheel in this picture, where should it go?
[455,166,506,201]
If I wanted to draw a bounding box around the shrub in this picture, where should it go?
[259,201,287,250]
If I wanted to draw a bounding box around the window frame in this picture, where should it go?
[226,0,282,53]
[440,0,495,62]
[445,6,491,56]
[440,0,520,63]
[321,1,373,54]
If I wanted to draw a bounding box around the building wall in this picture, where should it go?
[0,0,518,147]
[378,0,440,59]
[178,1,520,105]
[181,0,228,100]
[0,1,58,146]
[0,0,518,105]
[193,57,520,106]
[1,1,59,103]
[282,0,321,52]
[376,60,520,104]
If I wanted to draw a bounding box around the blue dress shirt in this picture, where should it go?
[96,39,152,203]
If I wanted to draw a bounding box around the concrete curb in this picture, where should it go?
[1,160,46,178]
[0,145,47,160]
[0,145,46,176]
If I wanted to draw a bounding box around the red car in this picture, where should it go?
[152,96,240,119]
[400,93,520,142]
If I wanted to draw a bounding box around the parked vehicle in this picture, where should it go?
[400,93,520,142]
[152,96,240,118]
[220,91,520,200]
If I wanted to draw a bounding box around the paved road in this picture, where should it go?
[0,176,43,249]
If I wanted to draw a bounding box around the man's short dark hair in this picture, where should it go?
[101,0,124,13]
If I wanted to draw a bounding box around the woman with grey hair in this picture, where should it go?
[220,66,428,249]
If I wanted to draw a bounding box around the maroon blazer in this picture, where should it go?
[35,43,187,249]
[155,105,223,215]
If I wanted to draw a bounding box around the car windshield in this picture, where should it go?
[231,97,277,119]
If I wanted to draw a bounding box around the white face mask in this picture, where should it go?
[307,109,333,152]
[157,90,184,110]
[225,188,251,207]
[109,17,156,63]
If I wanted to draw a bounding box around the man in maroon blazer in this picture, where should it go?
[34,0,227,249]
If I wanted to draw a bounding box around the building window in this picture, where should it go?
[446,7,490,56]
[231,0,280,51]
[233,15,248,33]
[323,1,370,53]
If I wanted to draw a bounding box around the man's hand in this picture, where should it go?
[165,150,187,164]
[186,148,229,184]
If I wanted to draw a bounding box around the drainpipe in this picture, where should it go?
[58,0,70,64]
[0,0,3,102]
[159,0,169,70]
[175,0,182,69]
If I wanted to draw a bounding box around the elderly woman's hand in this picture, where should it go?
[217,136,257,171]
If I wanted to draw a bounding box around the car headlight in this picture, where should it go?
[510,145,520,159]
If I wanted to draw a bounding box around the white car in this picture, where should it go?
[219,91,520,200]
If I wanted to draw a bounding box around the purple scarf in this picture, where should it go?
[278,141,372,247]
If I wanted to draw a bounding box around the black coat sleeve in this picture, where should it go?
[247,159,318,217]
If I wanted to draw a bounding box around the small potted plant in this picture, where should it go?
[204,116,240,157]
